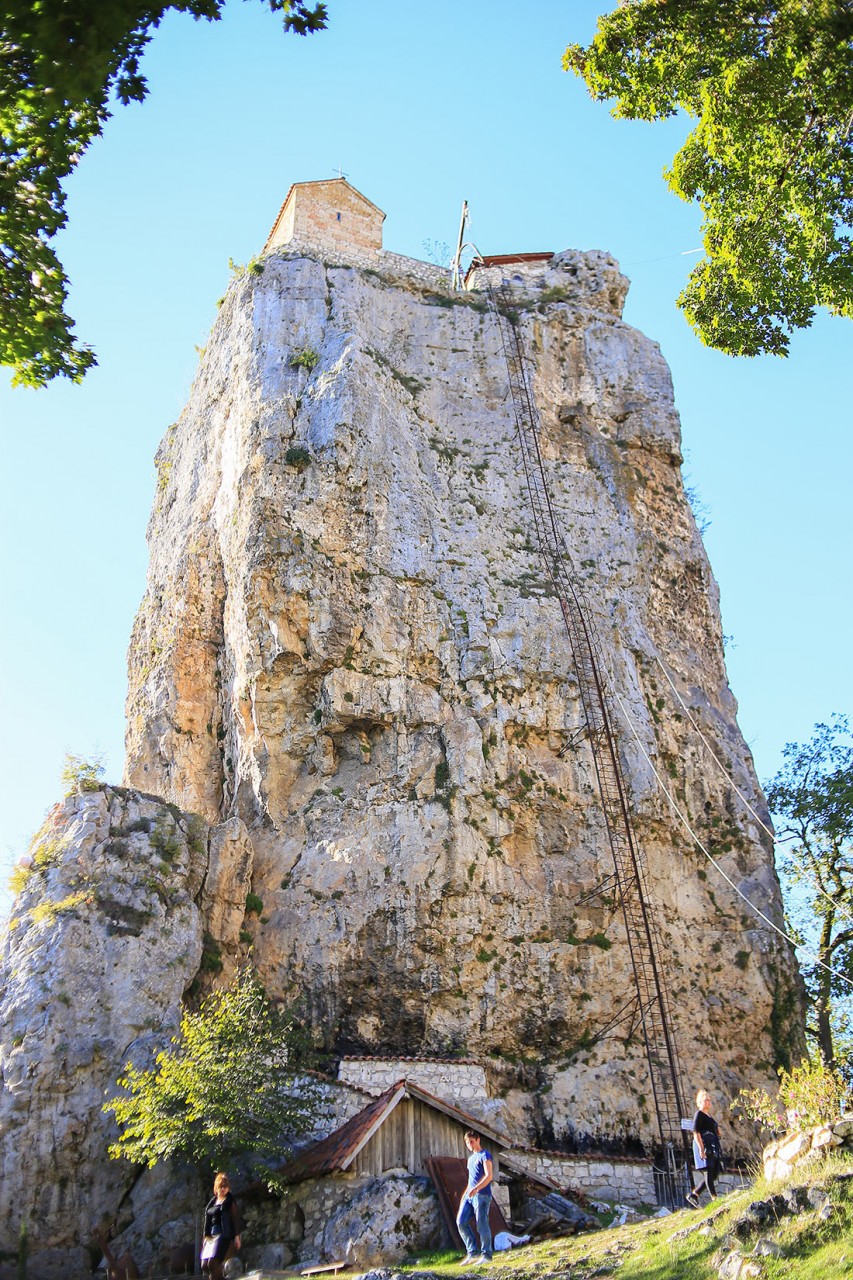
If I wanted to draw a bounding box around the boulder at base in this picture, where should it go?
[321,1174,443,1266]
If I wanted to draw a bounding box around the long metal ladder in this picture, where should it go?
[487,279,691,1201]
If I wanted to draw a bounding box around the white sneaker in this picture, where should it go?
[460,1256,480,1266]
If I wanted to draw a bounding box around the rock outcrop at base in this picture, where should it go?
[763,1118,853,1182]
[0,785,255,1280]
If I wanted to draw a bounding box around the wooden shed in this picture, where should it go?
[279,1079,511,1184]
[242,1079,595,1261]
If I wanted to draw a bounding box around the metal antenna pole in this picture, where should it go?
[484,275,691,1205]
[451,201,469,291]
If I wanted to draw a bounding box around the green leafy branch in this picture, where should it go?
[0,1,327,387]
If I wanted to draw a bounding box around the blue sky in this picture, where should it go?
[1,0,850,912]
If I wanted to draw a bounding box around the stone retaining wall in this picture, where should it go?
[263,240,452,291]
[338,1057,488,1102]
[378,250,452,289]
[508,1150,749,1205]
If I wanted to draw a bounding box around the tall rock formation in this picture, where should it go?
[0,218,803,1278]
[125,240,800,1141]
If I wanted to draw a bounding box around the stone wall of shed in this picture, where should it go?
[338,1057,488,1103]
[508,1150,749,1205]
[466,258,552,290]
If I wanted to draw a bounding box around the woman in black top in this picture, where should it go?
[202,1172,241,1279]
[687,1089,721,1207]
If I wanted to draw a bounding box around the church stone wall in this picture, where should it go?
[268,180,384,256]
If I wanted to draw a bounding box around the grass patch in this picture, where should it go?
[564,930,613,950]
[184,814,206,856]
[30,892,88,927]
[284,445,312,471]
[398,1153,853,1280]
[200,932,223,974]
[290,347,319,371]
[150,818,181,863]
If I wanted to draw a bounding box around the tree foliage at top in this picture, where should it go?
[103,967,321,1185]
[565,1,853,357]
[766,715,853,1072]
[0,1,327,389]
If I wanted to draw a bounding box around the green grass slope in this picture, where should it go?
[397,1153,853,1280]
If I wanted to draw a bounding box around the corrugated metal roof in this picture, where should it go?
[473,253,554,267]
[280,1083,405,1183]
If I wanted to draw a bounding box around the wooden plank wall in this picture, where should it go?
[351,1100,501,1178]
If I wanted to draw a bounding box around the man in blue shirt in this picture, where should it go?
[457,1130,494,1264]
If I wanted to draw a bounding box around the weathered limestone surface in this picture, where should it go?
[124,246,802,1152]
[242,1171,443,1272]
[0,243,805,1278]
[321,1173,443,1266]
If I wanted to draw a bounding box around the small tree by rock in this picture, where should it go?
[60,751,105,795]
[733,1058,852,1137]
[103,967,320,1188]
[766,715,853,1071]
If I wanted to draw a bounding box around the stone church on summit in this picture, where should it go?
[265,176,386,257]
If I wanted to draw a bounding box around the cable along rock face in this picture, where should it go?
[124,247,801,1151]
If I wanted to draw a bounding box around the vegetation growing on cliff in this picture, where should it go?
[733,1057,851,1134]
[767,715,853,1072]
[60,752,104,795]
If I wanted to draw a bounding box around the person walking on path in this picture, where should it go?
[457,1130,494,1264]
[687,1089,722,1208]
[201,1172,241,1279]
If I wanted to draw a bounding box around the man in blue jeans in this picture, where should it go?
[457,1130,494,1264]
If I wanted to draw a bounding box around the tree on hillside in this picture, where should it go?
[766,716,853,1073]
[565,1,853,357]
[0,1,327,389]
[103,967,321,1186]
